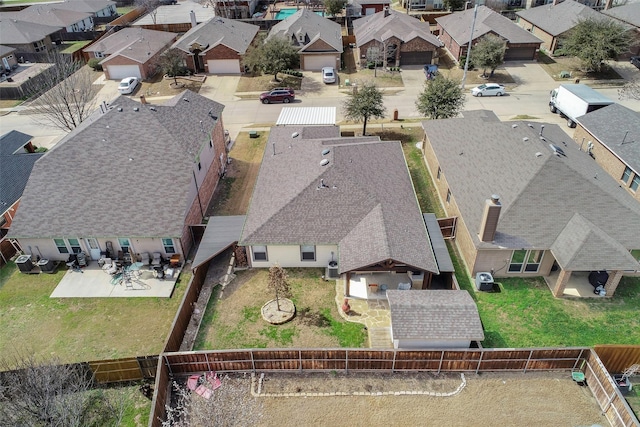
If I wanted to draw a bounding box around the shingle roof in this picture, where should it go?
[0,131,44,215]
[268,9,343,53]
[516,0,612,36]
[240,126,438,274]
[8,90,225,239]
[13,5,93,28]
[436,5,542,46]
[353,10,442,48]
[52,0,116,14]
[422,113,640,270]
[84,27,177,64]
[387,290,484,341]
[0,18,61,44]
[172,16,259,55]
[576,103,640,174]
[602,2,640,27]
[0,45,16,57]
[133,0,215,26]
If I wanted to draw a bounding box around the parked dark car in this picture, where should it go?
[259,88,295,104]
[631,56,640,70]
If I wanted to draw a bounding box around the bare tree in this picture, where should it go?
[268,264,290,311]
[157,48,188,87]
[0,353,121,426]
[619,79,640,100]
[25,51,97,132]
[135,0,161,24]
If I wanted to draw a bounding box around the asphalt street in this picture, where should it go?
[1,60,639,148]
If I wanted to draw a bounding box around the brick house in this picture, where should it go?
[602,2,640,57]
[267,9,343,71]
[9,91,227,263]
[0,19,61,61]
[436,5,542,61]
[172,16,259,74]
[421,111,640,298]
[348,0,391,16]
[0,46,18,73]
[83,28,177,80]
[516,0,622,54]
[573,104,640,203]
[353,9,443,66]
[9,5,94,34]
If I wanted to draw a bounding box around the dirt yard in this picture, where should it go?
[178,371,608,427]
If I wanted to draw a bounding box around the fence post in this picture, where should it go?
[251,350,255,372]
[392,350,396,372]
[299,350,302,373]
[437,350,444,374]
[524,350,533,373]
[163,354,173,376]
[571,348,584,371]
[345,349,349,373]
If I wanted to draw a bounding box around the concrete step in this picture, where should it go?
[368,327,393,348]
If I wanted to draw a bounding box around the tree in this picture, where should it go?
[25,51,97,132]
[443,0,465,11]
[135,0,161,24]
[324,0,347,15]
[268,265,290,311]
[415,75,465,119]
[157,48,187,86]
[619,79,640,100]
[559,17,632,73]
[0,354,124,426]
[365,45,384,76]
[343,82,386,135]
[470,34,506,77]
[244,36,299,82]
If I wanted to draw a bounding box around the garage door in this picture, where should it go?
[400,51,432,66]
[207,59,240,74]
[303,55,337,71]
[107,64,141,80]
[504,47,536,61]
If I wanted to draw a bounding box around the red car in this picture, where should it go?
[259,88,295,104]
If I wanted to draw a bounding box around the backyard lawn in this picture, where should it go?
[0,262,188,365]
[194,268,367,349]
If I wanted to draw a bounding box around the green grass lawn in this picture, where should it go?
[0,262,188,365]
[59,41,91,54]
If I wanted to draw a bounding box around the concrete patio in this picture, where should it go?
[50,264,180,298]
[348,272,422,300]
[545,270,605,298]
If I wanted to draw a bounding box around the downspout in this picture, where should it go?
[192,168,205,222]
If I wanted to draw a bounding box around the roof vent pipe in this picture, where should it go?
[539,125,544,136]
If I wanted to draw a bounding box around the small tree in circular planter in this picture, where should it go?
[262,264,295,324]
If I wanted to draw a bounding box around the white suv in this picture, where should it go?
[322,67,336,84]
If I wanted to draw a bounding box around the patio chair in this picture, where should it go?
[140,252,150,266]
[152,252,162,266]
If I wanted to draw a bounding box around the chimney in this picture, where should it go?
[479,194,501,242]
[190,10,197,28]
[140,94,147,104]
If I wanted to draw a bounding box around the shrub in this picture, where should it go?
[282,69,302,77]
[458,56,475,70]
[87,58,102,71]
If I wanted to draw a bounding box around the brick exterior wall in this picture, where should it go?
[573,125,640,202]
[180,118,227,255]
[360,36,438,65]
[436,25,463,59]
[516,18,556,53]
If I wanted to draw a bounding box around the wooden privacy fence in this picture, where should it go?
[89,356,158,383]
[595,345,640,374]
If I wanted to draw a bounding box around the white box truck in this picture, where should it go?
[549,84,614,128]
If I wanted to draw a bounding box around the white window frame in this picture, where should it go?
[300,245,316,261]
[54,238,69,254]
[67,238,82,254]
[252,245,268,261]
[162,238,176,254]
[118,238,131,253]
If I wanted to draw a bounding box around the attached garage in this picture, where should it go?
[302,54,338,71]
[106,64,142,80]
[400,51,432,66]
[504,46,537,61]
[206,59,241,74]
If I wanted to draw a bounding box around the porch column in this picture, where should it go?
[345,271,351,297]
[552,269,572,298]
[604,270,623,297]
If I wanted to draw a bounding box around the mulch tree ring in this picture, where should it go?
[261,298,296,325]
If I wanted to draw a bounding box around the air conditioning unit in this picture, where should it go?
[475,272,495,291]
[16,255,34,273]
[325,261,339,279]
[37,258,55,273]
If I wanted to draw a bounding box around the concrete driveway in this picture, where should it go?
[400,65,427,90]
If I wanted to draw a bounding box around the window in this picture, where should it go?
[33,40,46,52]
[162,238,176,254]
[631,175,640,192]
[508,250,527,272]
[54,238,69,254]
[437,167,441,180]
[118,238,131,253]
[94,51,104,58]
[446,189,451,203]
[300,245,316,261]
[252,245,267,261]
[524,250,543,272]
[68,238,82,254]
[621,166,632,183]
